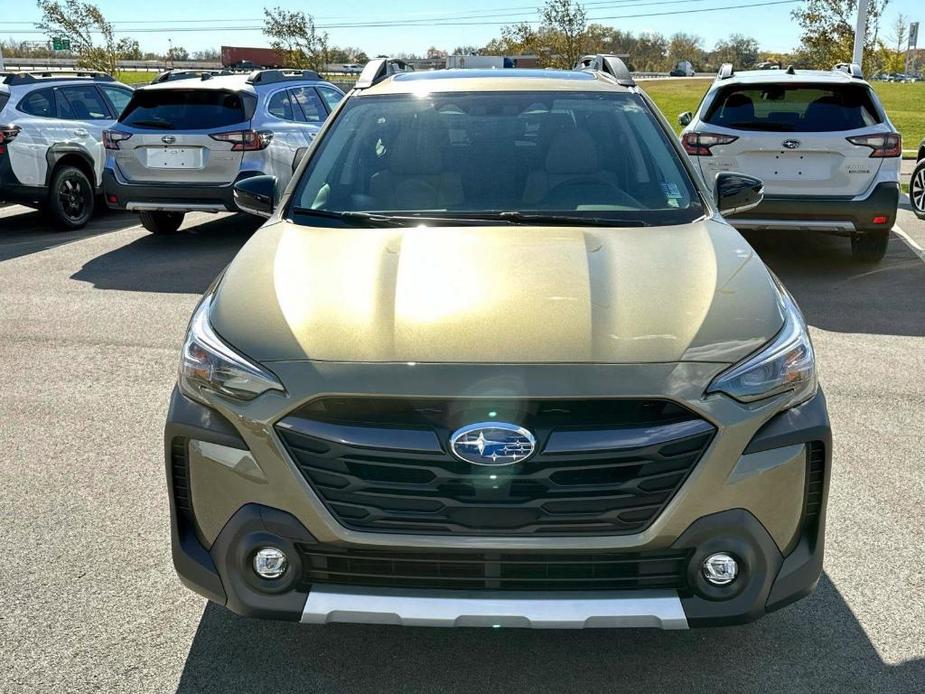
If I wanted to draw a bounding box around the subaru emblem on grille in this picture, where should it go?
[450,422,536,466]
[782,139,801,150]
[161,135,176,144]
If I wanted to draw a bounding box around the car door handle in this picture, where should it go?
[73,128,89,137]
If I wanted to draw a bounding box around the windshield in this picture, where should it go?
[119,89,254,130]
[289,91,703,226]
[703,84,882,132]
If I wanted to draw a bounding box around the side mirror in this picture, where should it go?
[292,147,308,173]
[714,172,763,216]
[233,175,277,218]
[678,111,693,127]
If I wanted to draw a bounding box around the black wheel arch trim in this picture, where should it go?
[45,144,98,190]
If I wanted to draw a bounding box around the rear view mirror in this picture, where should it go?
[714,172,763,216]
[678,111,693,127]
[233,175,277,218]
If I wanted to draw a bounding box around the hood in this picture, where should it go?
[211,219,783,365]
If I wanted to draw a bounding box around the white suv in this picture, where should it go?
[679,63,900,262]
[0,72,133,229]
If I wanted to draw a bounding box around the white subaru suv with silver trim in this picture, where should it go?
[0,72,132,229]
[103,69,344,235]
[679,63,900,262]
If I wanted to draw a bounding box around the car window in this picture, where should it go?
[100,86,132,116]
[267,89,297,121]
[316,86,343,112]
[290,87,325,123]
[59,85,111,120]
[120,89,254,129]
[703,84,882,132]
[0,92,9,114]
[290,91,702,227]
[17,88,56,118]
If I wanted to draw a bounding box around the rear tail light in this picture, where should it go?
[847,133,901,158]
[0,125,20,153]
[103,130,133,150]
[209,129,273,151]
[682,131,738,156]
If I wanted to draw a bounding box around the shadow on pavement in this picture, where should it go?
[174,575,921,693]
[0,205,137,263]
[741,229,925,337]
[71,213,261,294]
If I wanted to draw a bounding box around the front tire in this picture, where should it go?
[910,160,925,220]
[139,210,185,235]
[46,165,94,230]
[850,229,890,262]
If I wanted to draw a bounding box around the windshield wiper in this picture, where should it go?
[291,209,650,228]
[291,209,512,227]
[128,119,175,129]
[495,211,649,227]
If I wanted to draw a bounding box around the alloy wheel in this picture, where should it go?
[58,175,87,222]
[912,166,925,214]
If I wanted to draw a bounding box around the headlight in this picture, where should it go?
[178,291,285,404]
[707,282,816,407]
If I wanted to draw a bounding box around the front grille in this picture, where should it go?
[276,397,715,536]
[297,545,692,592]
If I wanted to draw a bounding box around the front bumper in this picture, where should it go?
[728,181,899,234]
[102,166,262,213]
[163,360,832,628]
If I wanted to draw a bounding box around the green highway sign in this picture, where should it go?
[52,37,71,51]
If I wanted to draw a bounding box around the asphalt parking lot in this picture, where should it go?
[1,200,923,693]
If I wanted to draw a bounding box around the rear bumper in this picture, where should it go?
[0,156,44,205]
[164,387,832,628]
[728,181,899,234]
[103,167,262,213]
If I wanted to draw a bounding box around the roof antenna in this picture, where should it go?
[785,65,796,75]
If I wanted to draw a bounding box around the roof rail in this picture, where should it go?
[2,71,116,86]
[354,58,413,89]
[246,69,323,85]
[573,54,635,86]
[152,69,236,84]
[717,63,734,80]
[833,62,863,78]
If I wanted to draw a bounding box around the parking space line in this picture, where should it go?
[893,225,925,264]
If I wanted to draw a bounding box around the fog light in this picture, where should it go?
[702,553,738,585]
[253,546,288,579]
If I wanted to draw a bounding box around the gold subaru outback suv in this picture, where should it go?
[165,57,830,629]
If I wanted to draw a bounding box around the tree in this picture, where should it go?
[452,45,479,56]
[711,34,759,69]
[538,0,587,68]
[192,48,221,61]
[166,45,189,62]
[262,6,329,71]
[488,0,587,68]
[666,32,704,70]
[36,0,136,74]
[791,0,890,69]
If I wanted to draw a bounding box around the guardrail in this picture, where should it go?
[1,57,223,72]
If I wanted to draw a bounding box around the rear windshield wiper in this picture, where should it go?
[495,211,649,227]
[126,119,175,129]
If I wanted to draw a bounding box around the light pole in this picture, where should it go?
[852,0,870,67]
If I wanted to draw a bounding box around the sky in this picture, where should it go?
[1,0,922,57]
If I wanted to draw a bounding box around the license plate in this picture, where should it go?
[744,152,832,181]
[145,147,202,169]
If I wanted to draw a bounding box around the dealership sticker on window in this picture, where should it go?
[661,182,682,207]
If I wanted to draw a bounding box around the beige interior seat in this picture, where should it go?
[369,128,463,210]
